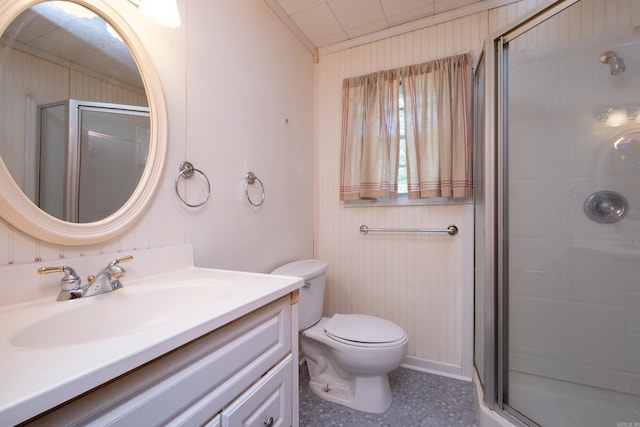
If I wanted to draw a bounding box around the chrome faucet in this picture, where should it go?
[37,265,84,301]
[38,255,134,301]
[84,255,133,297]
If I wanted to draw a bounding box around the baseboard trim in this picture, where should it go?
[300,353,471,382]
[401,356,471,382]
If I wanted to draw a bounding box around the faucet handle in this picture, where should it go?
[113,255,134,265]
[37,266,82,291]
[87,255,134,282]
[110,255,133,279]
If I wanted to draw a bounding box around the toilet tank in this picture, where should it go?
[271,260,328,331]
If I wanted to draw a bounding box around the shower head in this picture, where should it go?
[600,50,626,75]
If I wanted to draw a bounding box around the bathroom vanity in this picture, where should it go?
[0,2,305,424]
[0,246,302,426]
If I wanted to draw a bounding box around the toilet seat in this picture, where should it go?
[323,314,406,347]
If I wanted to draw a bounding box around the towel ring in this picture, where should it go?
[245,172,265,207]
[175,161,210,208]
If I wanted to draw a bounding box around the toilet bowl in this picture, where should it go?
[271,260,408,413]
[302,314,408,413]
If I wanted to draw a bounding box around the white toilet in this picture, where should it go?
[271,259,408,413]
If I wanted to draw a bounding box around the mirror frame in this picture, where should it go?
[0,0,167,245]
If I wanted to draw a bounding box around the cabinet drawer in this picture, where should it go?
[27,296,292,426]
[221,354,293,427]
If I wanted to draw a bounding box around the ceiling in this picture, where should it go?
[3,0,502,87]
[265,0,489,52]
[1,2,143,91]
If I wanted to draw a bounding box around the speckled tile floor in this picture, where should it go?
[298,362,477,427]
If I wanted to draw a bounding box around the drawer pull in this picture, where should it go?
[264,416,274,426]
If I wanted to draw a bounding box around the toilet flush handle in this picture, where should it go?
[303,281,311,288]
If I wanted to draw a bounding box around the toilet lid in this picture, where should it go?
[324,314,406,344]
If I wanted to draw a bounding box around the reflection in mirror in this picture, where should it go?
[0,1,149,223]
[39,100,150,222]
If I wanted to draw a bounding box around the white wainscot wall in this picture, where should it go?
[0,0,314,275]
[314,0,546,380]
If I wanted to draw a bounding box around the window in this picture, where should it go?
[398,84,408,195]
[340,53,472,206]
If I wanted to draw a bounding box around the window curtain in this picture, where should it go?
[402,53,472,199]
[339,70,400,201]
[339,52,472,202]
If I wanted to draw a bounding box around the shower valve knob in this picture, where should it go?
[583,190,628,224]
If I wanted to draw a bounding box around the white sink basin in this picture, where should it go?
[11,283,230,348]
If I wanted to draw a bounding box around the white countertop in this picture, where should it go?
[0,247,302,425]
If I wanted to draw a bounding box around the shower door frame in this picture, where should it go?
[477,0,581,425]
[38,100,150,223]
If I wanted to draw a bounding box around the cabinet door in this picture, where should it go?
[203,414,221,427]
[221,355,293,427]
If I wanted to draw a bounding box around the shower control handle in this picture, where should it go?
[583,190,628,224]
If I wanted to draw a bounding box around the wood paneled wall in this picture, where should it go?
[314,0,544,379]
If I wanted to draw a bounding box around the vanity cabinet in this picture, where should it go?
[25,294,298,427]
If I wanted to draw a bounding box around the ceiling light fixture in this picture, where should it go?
[127,0,181,28]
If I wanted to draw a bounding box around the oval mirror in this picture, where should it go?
[0,0,167,245]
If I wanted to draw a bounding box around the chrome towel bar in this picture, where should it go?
[359,224,458,236]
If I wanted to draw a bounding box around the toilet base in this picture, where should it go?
[306,367,393,413]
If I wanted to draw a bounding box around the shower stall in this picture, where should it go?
[474,0,640,426]
[38,100,150,223]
